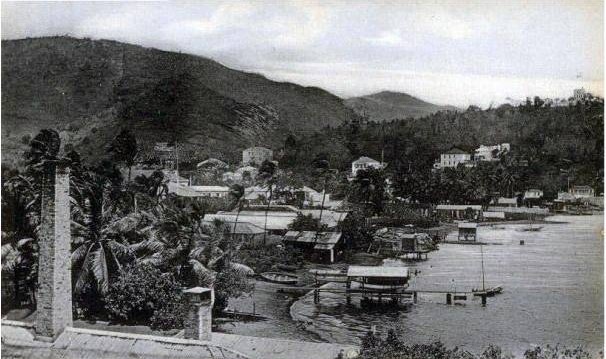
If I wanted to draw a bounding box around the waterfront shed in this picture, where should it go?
[283,231,343,263]
[346,266,410,290]
[457,222,478,241]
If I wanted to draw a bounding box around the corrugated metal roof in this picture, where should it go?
[347,266,409,278]
[436,205,482,210]
[352,156,380,164]
[283,231,342,245]
[458,222,478,229]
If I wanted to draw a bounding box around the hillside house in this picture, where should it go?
[496,197,518,207]
[523,189,543,200]
[433,147,472,169]
[283,231,343,263]
[351,156,383,176]
[475,143,510,162]
[204,221,267,247]
[242,147,273,167]
[571,185,595,198]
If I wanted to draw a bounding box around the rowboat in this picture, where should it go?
[259,272,298,285]
[472,286,503,297]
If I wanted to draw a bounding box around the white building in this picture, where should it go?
[242,147,273,167]
[524,189,543,200]
[351,156,383,176]
[434,148,472,169]
[475,143,510,162]
[570,185,595,199]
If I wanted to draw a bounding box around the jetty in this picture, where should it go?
[302,265,496,307]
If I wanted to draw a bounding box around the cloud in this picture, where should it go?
[1,0,602,106]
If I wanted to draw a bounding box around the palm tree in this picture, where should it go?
[228,184,245,239]
[71,164,134,296]
[258,160,276,245]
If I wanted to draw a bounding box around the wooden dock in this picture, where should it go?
[279,285,492,307]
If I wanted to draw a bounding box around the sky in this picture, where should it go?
[1,1,603,107]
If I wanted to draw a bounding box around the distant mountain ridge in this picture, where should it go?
[345,91,458,121]
[1,36,356,166]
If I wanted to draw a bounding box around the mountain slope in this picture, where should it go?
[345,91,458,121]
[1,36,355,166]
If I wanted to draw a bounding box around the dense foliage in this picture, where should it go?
[279,96,604,203]
[353,330,596,359]
[1,129,253,329]
[105,264,185,329]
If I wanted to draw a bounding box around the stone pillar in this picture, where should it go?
[36,164,73,340]
[183,287,214,341]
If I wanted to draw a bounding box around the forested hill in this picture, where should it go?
[280,98,604,197]
[1,36,356,166]
[345,91,458,121]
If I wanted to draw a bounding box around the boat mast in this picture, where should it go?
[480,244,486,291]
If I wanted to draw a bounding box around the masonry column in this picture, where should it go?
[183,287,214,341]
[35,164,73,340]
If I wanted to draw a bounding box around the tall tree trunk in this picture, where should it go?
[232,201,241,244]
[263,186,272,246]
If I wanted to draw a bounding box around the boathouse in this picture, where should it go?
[457,222,478,241]
[346,266,410,292]
[283,231,343,263]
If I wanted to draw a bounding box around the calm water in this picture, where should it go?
[290,215,603,354]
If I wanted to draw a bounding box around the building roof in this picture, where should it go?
[436,204,482,210]
[1,321,248,359]
[243,146,272,152]
[347,266,409,278]
[190,186,230,192]
[352,156,380,164]
[497,197,517,204]
[197,158,228,169]
[204,212,297,231]
[458,222,478,229]
[212,221,266,235]
[572,185,593,190]
[283,231,342,245]
[444,147,469,155]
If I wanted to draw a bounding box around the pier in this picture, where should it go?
[302,266,492,307]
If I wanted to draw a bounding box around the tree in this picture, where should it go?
[229,184,245,236]
[104,264,185,329]
[258,160,277,245]
[108,129,138,182]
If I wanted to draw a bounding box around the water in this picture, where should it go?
[290,215,604,354]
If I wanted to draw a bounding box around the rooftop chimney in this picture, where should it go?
[182,287,214,341]
[35,164,73,340]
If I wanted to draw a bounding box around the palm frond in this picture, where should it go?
[229,262,255,276]
[189,259,215,287]
[92,245,110,294]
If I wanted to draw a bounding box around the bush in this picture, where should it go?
[355,330,596,359]
[238,246,305,274]
[104,264,185,330]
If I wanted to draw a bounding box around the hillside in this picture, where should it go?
[345,91,458,121]
[1,36,356,167]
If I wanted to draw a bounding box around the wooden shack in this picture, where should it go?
[283,231,343,263]
[457,222,478,241]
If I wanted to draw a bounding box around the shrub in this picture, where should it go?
[104,264,185,330]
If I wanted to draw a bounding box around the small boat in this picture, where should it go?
[472,286,503,297]
[259,272,298,285]
[473,245,503,297]
[517,225,542,232]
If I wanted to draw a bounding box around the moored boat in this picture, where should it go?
[259,272,298,285]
